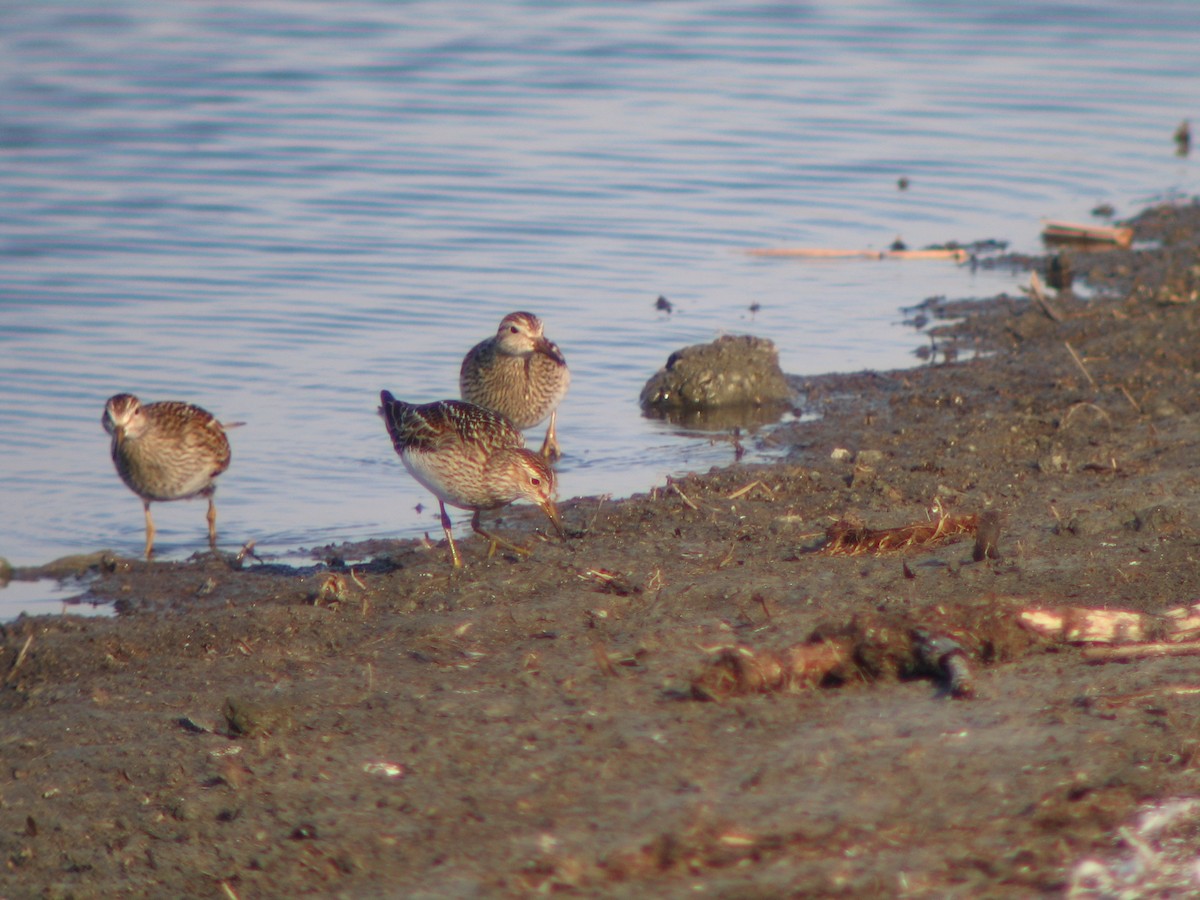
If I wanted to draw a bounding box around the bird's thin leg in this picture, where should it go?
[471,510,532,558]
[440,501,463,569]
[539,409,561,461]
[143,501,156,559]
[207,496,219,550]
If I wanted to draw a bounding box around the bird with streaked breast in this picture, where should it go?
[459,311,570,461]
[379,390,562,567]
[102,393,233,558]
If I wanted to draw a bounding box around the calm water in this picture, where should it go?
[2,0,1198,570]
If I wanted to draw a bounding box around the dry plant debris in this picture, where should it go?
[691,621,978,701]
[822,509,979,555]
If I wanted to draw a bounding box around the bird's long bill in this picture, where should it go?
[540,499,565,538]
[113,425,126,449]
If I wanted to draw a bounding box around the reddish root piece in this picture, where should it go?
[691,640,850,701]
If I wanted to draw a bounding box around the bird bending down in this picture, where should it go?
[459,311,570,460]
[102,393,233,558]
[379,391,563,568]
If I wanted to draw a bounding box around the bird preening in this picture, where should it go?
[459,311,570,461]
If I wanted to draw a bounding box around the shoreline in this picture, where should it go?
[3,199,1200,896]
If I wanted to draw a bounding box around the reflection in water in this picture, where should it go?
[641,400,796,433]
[0,578,113,622]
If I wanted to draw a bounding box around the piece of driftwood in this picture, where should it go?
[1018,601,1200,662]
[745,247,968,262]
[823,511,978,555]
[1019,607,1151,643]
[1041,220,1133,248]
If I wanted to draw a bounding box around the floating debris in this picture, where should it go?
[1041,219,1133,248]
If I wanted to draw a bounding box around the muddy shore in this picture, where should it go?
[4,202,1200,898]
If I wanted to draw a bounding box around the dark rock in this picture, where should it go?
[639,335,794,413]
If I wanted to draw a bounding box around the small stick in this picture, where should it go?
[717,542,738,570]
[1119,384,1142,414]
[1064,341,1097,389]
[667,478,699,511]
[586,495,610,534]
[756,595,772,622]
[5,634,33,684]
[234,539,260,566]
[1062,402,1111,428]
[1083,641,1200,662]
[726,480,774,500]
[745,247,968,262]
[1098,683,1200,707]
[1025,270,1065,322]
[592,642,620,677]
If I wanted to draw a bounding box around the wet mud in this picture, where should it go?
[5,202,1200,897]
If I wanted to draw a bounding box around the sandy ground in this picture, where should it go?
[4,202,1200,898]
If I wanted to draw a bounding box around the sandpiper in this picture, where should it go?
[459,311,570,460]
[379,390,562,567]
[102,393,233,558]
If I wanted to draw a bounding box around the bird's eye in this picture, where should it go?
[530,477,541,486]
[509,326,519,334]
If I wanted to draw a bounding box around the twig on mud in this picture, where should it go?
[756,595,771,622]
[1062,402,1112,429]
[726,480,774,501]
[1119,384,1143,414]
[4,633,33,684]
[234,539,260,567]
[1064,341,1098,389]
[667,477,699,511]
[716,541,739,570]
[593,642,620,678]
[1024,270,1065,322]
[586,495,610,534]
[218,881,240,900]
[1082,642,1200,663]
[1094,684,1200,707]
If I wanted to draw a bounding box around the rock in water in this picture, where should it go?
[639,334,794,412]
